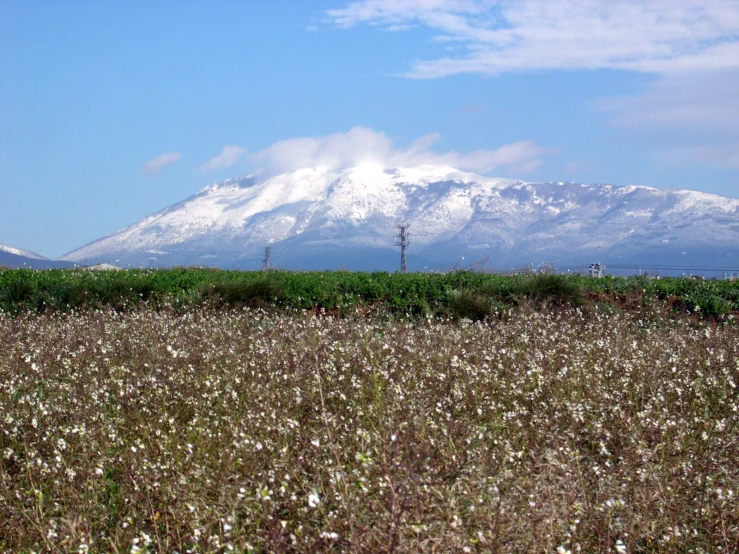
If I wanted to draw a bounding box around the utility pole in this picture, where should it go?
[395,223,410,273]
[262,246,271,271]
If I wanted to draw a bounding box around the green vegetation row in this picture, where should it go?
[1,267,739,318]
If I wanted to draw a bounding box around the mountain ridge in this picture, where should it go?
[60,165,739,271]
[0,243,73,269]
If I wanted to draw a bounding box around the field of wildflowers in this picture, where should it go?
[1,305,737,552]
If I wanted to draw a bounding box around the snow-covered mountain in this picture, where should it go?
[0,243,72,269]
[61,165,739,271]
[0,243,46,260]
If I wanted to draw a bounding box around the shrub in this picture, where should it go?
[516,273,583,305]
[447,289,495,321]
[674,293,732,318]
[202,277,286,308]
[0,279,35,306]
[480,273,582,307]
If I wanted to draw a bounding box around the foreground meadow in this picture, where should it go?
[1,307,738,552]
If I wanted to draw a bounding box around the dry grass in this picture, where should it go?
[1,307,738,552]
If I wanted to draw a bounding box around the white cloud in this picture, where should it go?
[327,1,739,171]
[597,69,739,135]
[655,144,739,170]
[691,145,739,169]
[251,126,548,174]
[141,152,181,175]
[200,145,248,172]
[327,1,739,78]
[595,69,739,168]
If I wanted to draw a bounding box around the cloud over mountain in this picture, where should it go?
[200,145,248,172]
[250,126,547,175]
[327,2,739,171]
[141,152,181,175]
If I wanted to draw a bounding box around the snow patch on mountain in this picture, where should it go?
[60,165,739,270]
[0,243,47,260]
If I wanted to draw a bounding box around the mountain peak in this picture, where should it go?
[60,165,739,271]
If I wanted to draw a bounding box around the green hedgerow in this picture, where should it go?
[201,277,286,308]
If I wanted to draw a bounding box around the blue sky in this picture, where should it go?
[2,0,739,258]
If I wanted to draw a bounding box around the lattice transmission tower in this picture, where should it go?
[395,223,411,273]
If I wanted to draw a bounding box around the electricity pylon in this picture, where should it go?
[395,223,411,273]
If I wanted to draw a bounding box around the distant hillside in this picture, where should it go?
[0,243,73,269]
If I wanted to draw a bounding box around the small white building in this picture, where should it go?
[589,263,605,278]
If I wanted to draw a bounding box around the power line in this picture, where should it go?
[551,263,739,279]
[607,264,739,271]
